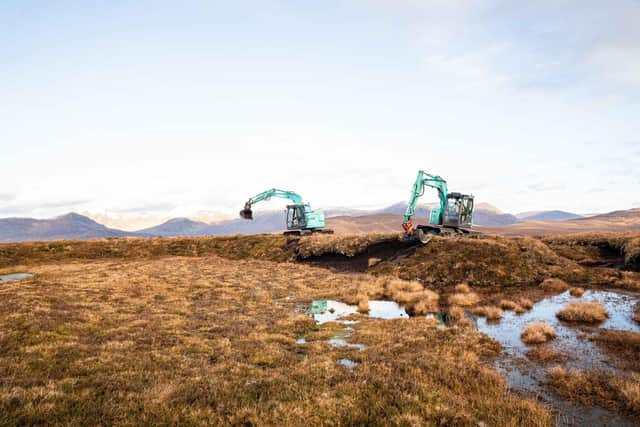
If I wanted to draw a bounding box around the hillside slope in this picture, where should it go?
[481,209,640,235]
[0,213,140,242]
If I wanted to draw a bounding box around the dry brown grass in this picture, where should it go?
[544,232,640,270]
[383,279,439,315]
[526,347,569,364]
[634,304,640,323]
[471,306,503,321]
[521,322,557,344]
[556,301,608,323]
[0,254,551,425]
[499,299,519,310]
[569,287,585,297]
[357,295,369,313]
[0,235,295,267]
[539,278,570,293]
[455,283,471,293]
[378,235,585,288]
[448,306,465,323]
[590,330,640,369]
[518,298,534,310]
[448,292,480,307]
[548,367,640,415]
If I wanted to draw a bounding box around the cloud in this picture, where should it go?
[0,199,90,216]
[0,193,15,201]
[39,199,91,209]
[374,0,640,96]
[527,182,565,192]
[109,203,180,215]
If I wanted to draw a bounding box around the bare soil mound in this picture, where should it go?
[370,236,583,288]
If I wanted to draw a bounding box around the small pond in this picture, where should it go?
[310,299,408,324]
[0,273,33,282]
[477,289,640,426]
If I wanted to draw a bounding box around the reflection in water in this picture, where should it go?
[0,273,33,282]
[310,299,409,324]
[477,289,640,427]
[337,358,358,368]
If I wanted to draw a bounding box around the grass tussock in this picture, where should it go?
[499,299,519,311]
[357,295,369,313]
[556,301,608,323]
[339,277,439,315]
[590,330,640,365]
[569,287,585,297]
[447,306,465,323]
[383,279,439,314]
[517,298,534,310]
[521,322,557,344]
[547,367,640,415]
[448,292,480,306]
[471,306,503,321]
[539,278,569,293]
[455,283,471,293]
[526,347,569,364]
[0,255,550,425]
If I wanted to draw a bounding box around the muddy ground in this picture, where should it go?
[0,232,639,426]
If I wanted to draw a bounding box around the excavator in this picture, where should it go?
[240,188,333,236]
[401,170,475,243]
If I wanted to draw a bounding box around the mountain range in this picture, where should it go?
[0,213,142,242]
[1,203,636,243]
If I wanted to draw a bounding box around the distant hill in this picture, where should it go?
[140,218,211,236]
[0,213,142,242]
[140,211,288,237]
[369,201,518,227]
[516,210,583,222]
[2,207,637,242]
[480,208,640,235]
[327,214,402,234]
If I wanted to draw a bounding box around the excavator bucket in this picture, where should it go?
[239,208,253,220]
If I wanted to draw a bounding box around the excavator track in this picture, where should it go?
[410,224,481,243]
[283,229,334,236]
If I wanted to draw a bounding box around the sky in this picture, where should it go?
[2,0,640,222]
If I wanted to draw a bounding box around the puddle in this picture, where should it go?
[478,290,639,371]
[477,289,640,426]
[329,325,367,351]
[337,358,358,368]
[0,273,33,282]
[329,338,366,351]
[310,299,408,324]
[296,338,307,345]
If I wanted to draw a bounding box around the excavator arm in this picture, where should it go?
[240,188,304,220]
[402,170,448,234]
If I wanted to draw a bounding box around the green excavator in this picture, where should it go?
[240,188,333,236]
[401,170,475,242]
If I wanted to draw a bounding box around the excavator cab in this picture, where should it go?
[286,204,326,231]
[286,204,308,230]
[443,193,474,228]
